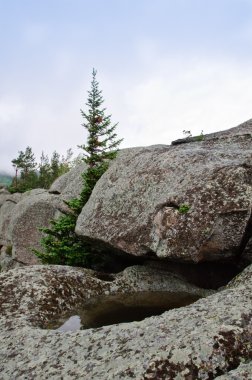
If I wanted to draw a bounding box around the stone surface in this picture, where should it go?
[49,162,87,200]
[76,119,252,262]
[0,263,251,379]
[5,192,69,267]
[0,188,11,207]
[0,193,22,245]
[215,361,252,379]
[0,161,86,271]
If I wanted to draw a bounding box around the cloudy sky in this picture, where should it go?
[1,0,252,173]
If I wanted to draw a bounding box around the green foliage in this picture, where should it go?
[12,146,37,175]
[80,162,109,206]
[50,149,73,182]
[182,130,204,142]
[196,130,204,142]
[78,68,122,165]
[5,245,12,256]
[178,204,191,214]
[33,214,90,266]
[38,152,51,189]
[10,146,38,192]
[34,69,122,268]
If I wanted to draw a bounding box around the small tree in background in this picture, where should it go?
[9,148,75,192]
[34,69,123,267]
[11,146,38,192]
[50,149,74,183]
[38,152,51,189]
[12,146,37,177]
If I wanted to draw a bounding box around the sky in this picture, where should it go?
[1,0,252,174]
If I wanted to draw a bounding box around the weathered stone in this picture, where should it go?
[215,361,252,379]
[0,188,11,207]
[21,188,47,198]
[6,192,69,266]
[0,264,251,379]
[76,119,252,262]
[0,162,86,271]
[49,162,87,200]
[0,193,22,245]
[0,244,14,271]
[0,188,10,193]
[0,192,47,270]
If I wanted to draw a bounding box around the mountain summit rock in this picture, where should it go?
[75,119,252,263]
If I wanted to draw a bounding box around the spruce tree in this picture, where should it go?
[34,69,122,267]
[78,68,122,206]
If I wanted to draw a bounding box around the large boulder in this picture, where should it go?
[1,191,69,268]
[0,190,46,248]
[0,160,86,271]
[76,120,252,262]
[0,263,251,379]
[49,162,87,200]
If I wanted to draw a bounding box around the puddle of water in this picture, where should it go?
[47,291,201,332]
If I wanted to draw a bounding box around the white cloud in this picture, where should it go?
[0,99,25,124]
[1,54,252,174]
[120,57,252,147]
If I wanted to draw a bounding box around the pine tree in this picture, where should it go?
[78,68,123,206]
[10,146,38,192]
[34,69,123,267]
[12,146,37,178]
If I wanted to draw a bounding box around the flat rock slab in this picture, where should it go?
[0,264,251,379]
[76,120,252,262]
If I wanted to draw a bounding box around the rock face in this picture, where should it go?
[0,188,11,207]
[49,162,87,200]
[0,190,70,269]
[0,163,88,271]
[0,263,251,379]
[7,192,69,266]
[1,119,252,379]
[0,193,22,245]
[76,120,252,262]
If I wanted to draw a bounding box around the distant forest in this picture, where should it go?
[5,146,80,193]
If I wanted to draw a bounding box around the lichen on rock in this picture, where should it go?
[0,264,251,379]
[76,119,252,264]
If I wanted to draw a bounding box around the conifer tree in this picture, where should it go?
[38,152,51,189]
[12,146,37,178]
[78,68,122,206]
[9,147,74,192]
[34,69,122,267]
[11,146,38,192]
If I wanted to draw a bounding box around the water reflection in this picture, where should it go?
[56,316,81,332]
[49,291,201,332]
